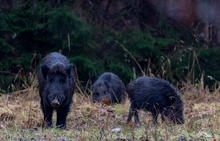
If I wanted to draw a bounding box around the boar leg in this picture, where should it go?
[127,102,140,126]
[56,105,70,129]
[41,103,53,127]
[133,109,141,126]
[127,106,133,123]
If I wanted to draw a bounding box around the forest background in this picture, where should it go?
[0,0,220,92]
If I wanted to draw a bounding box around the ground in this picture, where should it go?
[0,84,219,141]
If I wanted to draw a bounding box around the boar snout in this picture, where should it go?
[97,94,112,104]
[51,97,60,107]
[48,94,65,106]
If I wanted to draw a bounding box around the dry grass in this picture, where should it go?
[0,80,220,141]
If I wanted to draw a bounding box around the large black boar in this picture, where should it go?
[92,72,125,104]
[126,76,184,125]
[38,52,75,128]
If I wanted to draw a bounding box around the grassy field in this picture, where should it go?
[0,81,220,141]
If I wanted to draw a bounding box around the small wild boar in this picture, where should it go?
[92,72,125,104]
[38,52,75,128]
[126,76,184,126]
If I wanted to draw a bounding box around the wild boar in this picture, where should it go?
[126,76,184,126]
[92,72,125,104]
[38,52,75,128]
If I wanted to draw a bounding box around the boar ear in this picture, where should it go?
[41,64,49,80]
[66,63,73,78]
[169,96,176,103]
[166,92,176,104]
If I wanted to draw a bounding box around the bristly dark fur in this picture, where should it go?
[92,72,126,104]
[38,52,75,129]
[126,76,184,125]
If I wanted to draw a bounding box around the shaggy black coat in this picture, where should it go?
[126,76,184,125]
[92,72,125,104]
[38,52,75,128]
